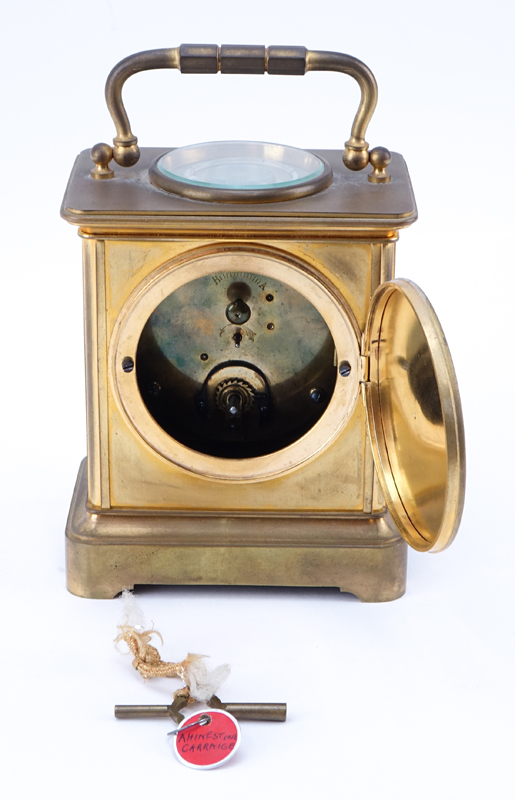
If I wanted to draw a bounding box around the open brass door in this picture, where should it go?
[364,279,466,552]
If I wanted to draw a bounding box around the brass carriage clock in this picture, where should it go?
[62,45,465,601]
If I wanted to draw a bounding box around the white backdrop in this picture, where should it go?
[1,1,514,797]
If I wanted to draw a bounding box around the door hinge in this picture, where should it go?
[360,355,370,383]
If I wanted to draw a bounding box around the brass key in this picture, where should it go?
[115,694,287,724]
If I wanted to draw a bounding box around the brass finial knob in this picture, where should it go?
[90,142,114,180]
[368,146,391,183]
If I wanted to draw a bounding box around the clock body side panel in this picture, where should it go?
[83,238,110,508]
[84,235,396,513]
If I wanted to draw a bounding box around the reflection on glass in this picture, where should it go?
[156,141,325,190]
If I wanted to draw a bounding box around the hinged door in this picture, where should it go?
[363,279,465,552]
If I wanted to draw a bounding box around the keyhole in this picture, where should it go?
[226,299,251,325]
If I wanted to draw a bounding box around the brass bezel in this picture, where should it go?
[110,244,362,482]
[148,148,333,204]
[364,278,466,552]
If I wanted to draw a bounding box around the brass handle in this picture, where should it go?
[102,45,378,172]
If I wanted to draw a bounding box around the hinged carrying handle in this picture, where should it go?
[92,45,385,179]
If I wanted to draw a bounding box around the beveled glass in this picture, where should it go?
[150,141,333,202]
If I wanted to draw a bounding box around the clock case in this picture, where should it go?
[61,46,465,600]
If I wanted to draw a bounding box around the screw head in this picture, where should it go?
[339,361,351,377]
[122,356,134,373]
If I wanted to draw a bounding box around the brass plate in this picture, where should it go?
[364,279,465,552]
[110,244,361,482]
[66,459,407,602]
[61,148,417,231]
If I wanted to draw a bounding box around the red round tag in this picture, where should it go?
[173,710,241,770]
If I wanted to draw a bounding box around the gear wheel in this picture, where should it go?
[215,377,255,414]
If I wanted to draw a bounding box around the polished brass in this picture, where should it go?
[114,700,287,724]
[111,246,359,479]
[72,236,394,515]
[364,279,466,552]
[100,46,381,173]
[63,47,465,602]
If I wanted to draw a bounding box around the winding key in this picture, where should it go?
[115,694,287,724]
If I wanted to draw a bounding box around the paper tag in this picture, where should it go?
[173,710,241,770]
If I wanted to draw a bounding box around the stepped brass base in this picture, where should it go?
[66,459,407,601]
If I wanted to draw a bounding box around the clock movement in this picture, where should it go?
[62,45,465,600]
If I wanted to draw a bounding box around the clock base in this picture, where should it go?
[66,459,407,602]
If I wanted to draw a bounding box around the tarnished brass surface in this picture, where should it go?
[101,46,378,172]
[218,44,267,74]
[267,46,306,75]
[90,143,114,180]
[305,50,377,172]
[62,46,465,600]
[61,148,417,232]
[207,698,287,722]
[368,146,392,184]
[115,705,171,719]
[105,48,179,168]
[179,44,218,73]
[364,279,466,552]
[66,459,407,601]
[134,263,338,459]
[64,204,462,596]
[114,701,287,722]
